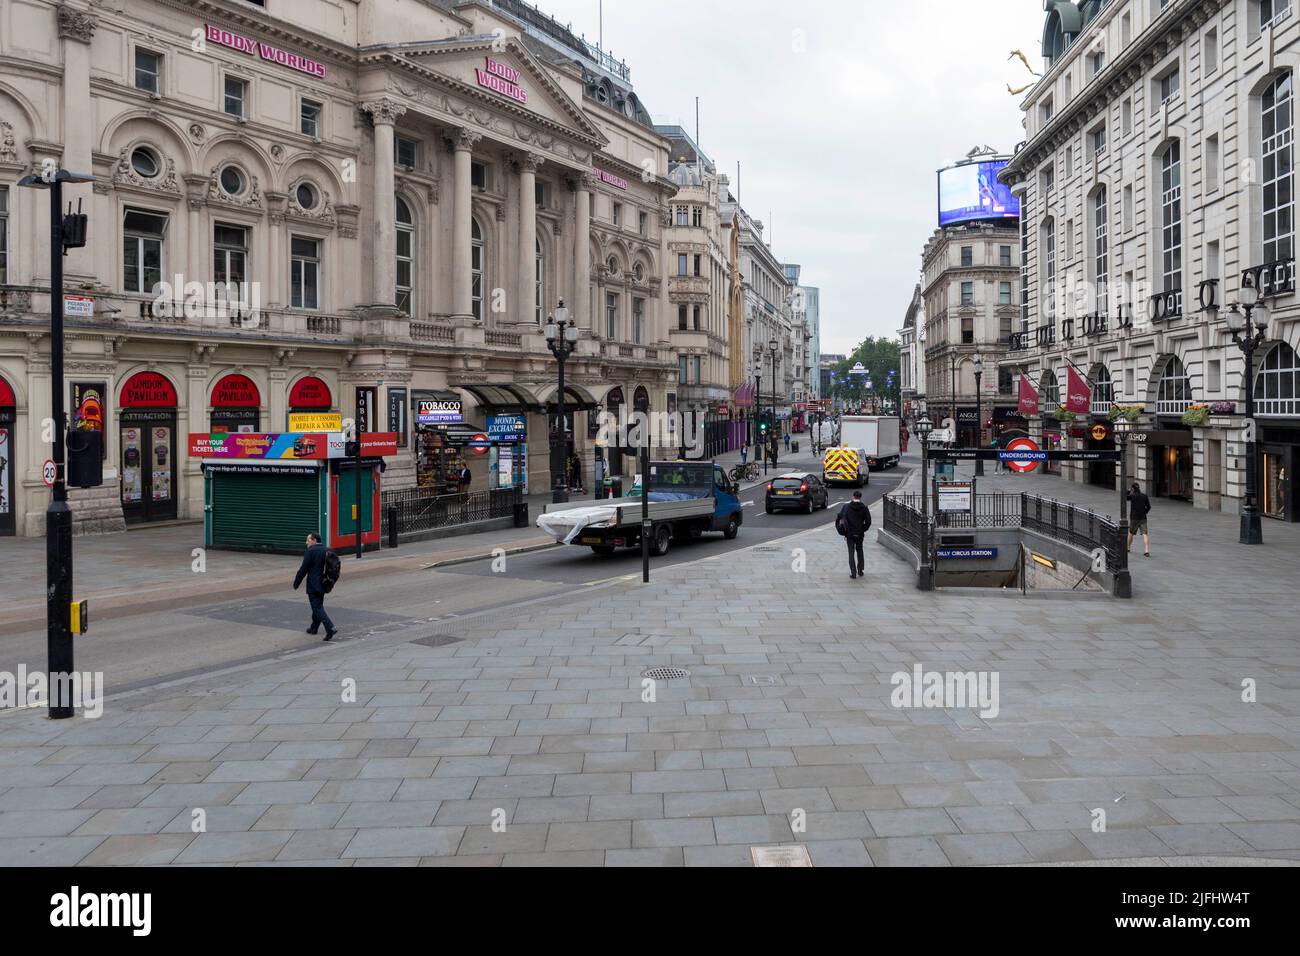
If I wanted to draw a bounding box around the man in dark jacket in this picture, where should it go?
[838,490,873,579]
[293,532,338,641]
[1127,483,1151,557]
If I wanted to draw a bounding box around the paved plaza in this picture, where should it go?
[1,460,1298,866]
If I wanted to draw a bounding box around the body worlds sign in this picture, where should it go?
[204,24,327,79]
[476,57,528,104]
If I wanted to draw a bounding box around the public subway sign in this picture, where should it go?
[204,25,327,79]
[595,168,628,190]
[476,57,528,104]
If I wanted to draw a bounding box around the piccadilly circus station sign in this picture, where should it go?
[204,24,327,79]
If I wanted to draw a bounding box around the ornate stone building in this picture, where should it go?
[0,0,679,536]
[1001,0,1300,518]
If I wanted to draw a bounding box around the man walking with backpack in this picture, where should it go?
[294,532,339,641]
[836,490,873,580]
[1127,482,1152,557]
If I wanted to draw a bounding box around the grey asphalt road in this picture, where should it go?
[0,470,905,696]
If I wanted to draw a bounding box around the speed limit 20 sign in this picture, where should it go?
[42,459,57,487]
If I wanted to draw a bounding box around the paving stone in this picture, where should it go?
[937,833,1033,866]
[174,830,293,864]
[606,847,684,866]
[804,839,874,867]
[863,836,951,867]
[81,834,195,866]
[713,814,795,845]
[342,827,465,859]
[275,829,357,862]
[865,808,959,838]
[546,821,632,852]
[633,818,716,848]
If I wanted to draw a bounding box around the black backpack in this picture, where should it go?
[322,550,342,593]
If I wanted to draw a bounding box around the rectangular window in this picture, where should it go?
[678,355,688,384]
[395,136,418,169]
[0,187,7,285]
[535,182,547,209]
[224,76,247,118]
[1122,97,1133,135]
[677,254,689,277]
[1040,98,1054,125]
[123,208,167,293]
[1122,14,1132,46]
[1206,134,1220,192]
[676,205,689,226]
[1089,51,1105,77]
[213,224,248,294]
[1094,188,1109,313]
[612,202,622,226]
[135,49,161,95]
[1067,218,1075,260]
[1205,29,1219,74]
[1065,145,1074,178]
[692,356,702,385]
[1207,240,1221,294]
[1208,358,1222,393]
[1091,125,1107,160]
[606,292,618,339]
[693,254,702,277]
[1123,184,1134,231]
[398,211,415,316]
[961,281,974,305]
[999,281,1012,305]
[678,304,688,331]
[1000,314,1013,343]
[1262,75,1294,265]
[692,207,703,227]
[471,161,488,189]
[1262,1,1293,30]
[693,304,701,331]
[290,236,321,310]
[960,246,973,267]
[639,211,648,236]
[961,316,974,344]
[300,99,322,138]
[1161,143,1183,306]
[999,245,1012,267]
[633,298,644,344]
[1158,67,1180,108]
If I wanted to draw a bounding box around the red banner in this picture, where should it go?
[1066,365,1091,414]
[1017,375,1039,418]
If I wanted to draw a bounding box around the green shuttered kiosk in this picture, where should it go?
[204,460,325,554]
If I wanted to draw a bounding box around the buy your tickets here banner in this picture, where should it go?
[188,433,398,460]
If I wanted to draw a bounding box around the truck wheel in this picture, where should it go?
[723,516,740,539]
[650,524,672,557]
[590,545,616,556]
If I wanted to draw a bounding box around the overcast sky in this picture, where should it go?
[537,0,1047,354]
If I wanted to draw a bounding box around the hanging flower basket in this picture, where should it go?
[1109,404,1145,422]
[1054,409,1079,423]
[1208,401,1237,415]
[1182,404,1210,426]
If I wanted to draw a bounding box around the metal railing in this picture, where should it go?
[883,491,1125,573]
[381,486,521,538]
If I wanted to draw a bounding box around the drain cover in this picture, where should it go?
[409,635,465,648]
[744,675,780,686]
[751,845,812,867]
[641,666,690,681]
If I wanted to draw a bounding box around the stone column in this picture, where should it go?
[574,173,594,329]
[451,128,482,321]
[518,153,543,324]
[57,4,95,281]
[362,99,407,307]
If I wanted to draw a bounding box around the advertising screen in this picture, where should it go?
[938,160,1019,227]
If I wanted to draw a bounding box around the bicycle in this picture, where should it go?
[729,461,760,484]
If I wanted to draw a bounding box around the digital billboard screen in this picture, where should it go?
[938,160,1020,227]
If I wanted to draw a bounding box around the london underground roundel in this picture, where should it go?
[1004,437,1043,474]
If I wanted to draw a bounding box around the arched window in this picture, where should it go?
[1262,72,1294,266]
[1155,356,1193,414]
[1091,365,1114,413]
[1040,369,1060,411]
[1041,217,1057,322]
[1255,341,1299,416]
[471,217,484,322]
[535,237,544,324]
[1160,143,1183,310]
[396,197,413,315]
[1093,188,1108,313]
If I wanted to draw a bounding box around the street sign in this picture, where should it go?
[1004,437,1043,473]
[64,295,94,318]
[42,459,57,487]
[468,434,490,455]
[936,547,998,560]
[937,481,973,513]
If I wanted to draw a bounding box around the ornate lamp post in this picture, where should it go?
[915,410,935,591]
[1225,278,1271,545]
[752,344,764,467]
[544,300,578,504]
[768,337,779,450]
[973,353,985,476]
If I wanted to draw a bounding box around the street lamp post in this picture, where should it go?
[1225,280,1271,545]
[915,411,935,591]
[769,337,779,462]
[19,168,93,720]
[544,300,578,504]
[752,345,764,471]
[973,354,985,476]
[1113,416,1133,598]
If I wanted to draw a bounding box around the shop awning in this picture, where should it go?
[450,382,541,412]
[534,382,598,411]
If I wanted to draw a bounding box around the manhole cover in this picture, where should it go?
[409,635,466,648]
[744,675,780,686]
[641,666,690,681]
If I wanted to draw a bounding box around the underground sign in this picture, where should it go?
[468,434,490,455]
[1001,437,1046,474]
